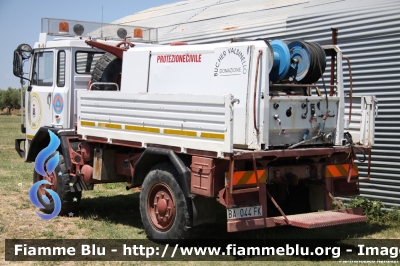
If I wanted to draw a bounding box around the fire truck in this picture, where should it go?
[13,18,377,240]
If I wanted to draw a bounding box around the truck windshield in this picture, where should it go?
[31,52,54,86]
[75,52,104,74]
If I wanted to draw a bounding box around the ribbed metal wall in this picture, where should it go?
[117,0,400,207]
[271,0,400,208]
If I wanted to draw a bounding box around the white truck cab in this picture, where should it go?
[14,18,158,159]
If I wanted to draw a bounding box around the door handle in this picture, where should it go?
[47,93,51,106]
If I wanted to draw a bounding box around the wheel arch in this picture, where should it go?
[133,147,191,197]
[26,127,75,171]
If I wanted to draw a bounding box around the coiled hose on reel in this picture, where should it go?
[268,40,327,84]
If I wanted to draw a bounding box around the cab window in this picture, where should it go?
[31,52,54,86]
[75,52,103,74]
[57,50,66,87]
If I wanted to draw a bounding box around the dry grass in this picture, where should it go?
[1,115,399,266]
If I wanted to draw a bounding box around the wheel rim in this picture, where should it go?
[147,182,176,231]
[37,172,58,204]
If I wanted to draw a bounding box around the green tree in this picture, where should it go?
[0,87,21,115]
[0,90,4,111]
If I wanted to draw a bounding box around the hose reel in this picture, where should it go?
[286,41,310,82]
[268,40,326,84]
[269,40,290,82]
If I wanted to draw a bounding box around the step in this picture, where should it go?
[273,210,367,229]
[231,187,260,194]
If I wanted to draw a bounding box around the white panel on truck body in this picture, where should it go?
[122,41,269,150]
[120,50,150,93]
[148,49,213,95]
[268,96,339,147]
[77,90,234,156]
[213,45,252,148]
[345,95,377,146]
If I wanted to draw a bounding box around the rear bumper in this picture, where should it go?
[15,138,25,158]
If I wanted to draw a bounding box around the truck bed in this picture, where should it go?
[77,91,233,157]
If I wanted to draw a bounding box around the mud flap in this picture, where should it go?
[191,195,216,226]
[15,138,25,158]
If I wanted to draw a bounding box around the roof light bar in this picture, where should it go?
[42,18,158,43]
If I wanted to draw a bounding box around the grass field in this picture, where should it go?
[1,115,399,265]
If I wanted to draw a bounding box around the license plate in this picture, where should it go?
[227,206,262,220]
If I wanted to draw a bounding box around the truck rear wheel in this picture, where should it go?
[90,52,122,90]
[139,163,191,241]
[33,155,81,215]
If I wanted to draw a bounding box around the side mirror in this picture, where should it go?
[13,51,23,77]
[13,43,32,78]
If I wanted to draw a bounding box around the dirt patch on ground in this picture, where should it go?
[0,190,87,262]
[0,168,10,176]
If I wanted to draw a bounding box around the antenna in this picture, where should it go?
[101,5,103,38]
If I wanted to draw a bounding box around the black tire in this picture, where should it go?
[33,154,82,215]
[139,162,191,241]
[91,52,122,90]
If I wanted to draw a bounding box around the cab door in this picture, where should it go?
[26,50,56,139]
[51,49,69,129]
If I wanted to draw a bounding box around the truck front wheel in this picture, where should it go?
[139,163,191,240]
[33,155,81,216]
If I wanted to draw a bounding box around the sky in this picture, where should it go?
[0,0,177,90]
